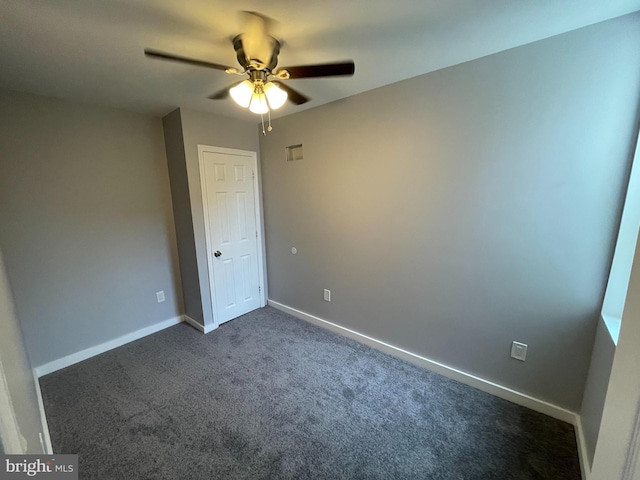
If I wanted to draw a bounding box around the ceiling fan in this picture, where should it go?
[144,11,355,132]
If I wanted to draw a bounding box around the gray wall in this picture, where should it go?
[0,248,44,453]
[580,319,616,465]
[259,13,640,410]
[163,109,203,323]
[0,90,182,367]
[169,108,260,327]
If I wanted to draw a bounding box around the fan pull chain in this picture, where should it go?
[261,113,266,136]
[268,110,273,132]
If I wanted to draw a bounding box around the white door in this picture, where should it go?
[199,147,264,326]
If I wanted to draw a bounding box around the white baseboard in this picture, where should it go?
[267,300,577,424]
[183,315,217,334]
[575,415,591,480]
[34,316,183,377]
[32,369,52,454]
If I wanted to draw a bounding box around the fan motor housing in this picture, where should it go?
[233,35,281,72]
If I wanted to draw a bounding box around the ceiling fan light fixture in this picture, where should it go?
[264,82,288,109]
[249,92,269,114]
[145,11,356,123]
[230,79,254,108]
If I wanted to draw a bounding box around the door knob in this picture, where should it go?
[214,251,222,258]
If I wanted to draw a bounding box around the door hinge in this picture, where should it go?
[259,285,262,292]
[256,231,258,238]
[252,171,256,179]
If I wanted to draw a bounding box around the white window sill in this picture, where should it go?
[602,314,621,346]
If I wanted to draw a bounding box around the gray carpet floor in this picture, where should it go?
[41,306,581,479]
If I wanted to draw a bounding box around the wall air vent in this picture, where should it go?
[286,144,303,162]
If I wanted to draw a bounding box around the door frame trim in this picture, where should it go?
[0,357,25,453]
[197,145,267,329]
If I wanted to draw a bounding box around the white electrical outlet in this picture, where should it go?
[323,289,331,302]
[156,291,165,303]
[511,341,527,361]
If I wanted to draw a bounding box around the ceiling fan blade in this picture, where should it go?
[272,82,310,105]
[208,81,243,100]
[276,62,355,79]
[144,49,233,71]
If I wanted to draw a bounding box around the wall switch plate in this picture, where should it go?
[156,291,165,303]
[323,289,331,302]
[511,341,527,361]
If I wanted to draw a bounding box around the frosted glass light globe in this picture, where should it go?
[249,93,269,114]
[230,80,254,108]
[264,82,288,109]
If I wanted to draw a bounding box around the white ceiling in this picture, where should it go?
[1,0,639,121]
